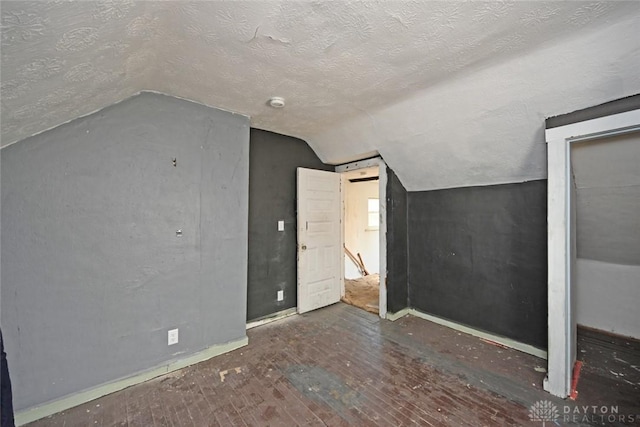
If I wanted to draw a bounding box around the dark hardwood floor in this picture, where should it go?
[27,303,638,426]
[576,326,640,418]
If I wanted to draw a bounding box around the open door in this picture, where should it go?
[297,167,342,314]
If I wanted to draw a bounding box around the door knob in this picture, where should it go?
[301,244,307,250]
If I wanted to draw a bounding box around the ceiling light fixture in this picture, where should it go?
[268,97,286,108]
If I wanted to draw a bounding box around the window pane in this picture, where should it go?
[368,212,379,227]
[367,198,379,228]
[368,198,379,212]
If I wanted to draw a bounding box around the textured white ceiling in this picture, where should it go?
[2,1,640,189]
[312,11,640,190]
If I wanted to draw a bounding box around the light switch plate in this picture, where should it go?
[278,220,285,231]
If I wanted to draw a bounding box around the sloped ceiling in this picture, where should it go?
[2,1,640,190]
[572,133,640,266]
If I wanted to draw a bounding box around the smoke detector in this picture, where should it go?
[268,97,285,108]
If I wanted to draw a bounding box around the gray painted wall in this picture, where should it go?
[572,133,640,265]
[1,92,250,410]
[576,259,640,339]
[407,181,548,348]
[247,129,331,322]
[572,132,640,338]
[385,168,408,314]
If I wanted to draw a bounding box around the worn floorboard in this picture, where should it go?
[27,303,639,426]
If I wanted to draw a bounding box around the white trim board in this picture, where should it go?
[246,308,297,330]
[385,308,411,322]
[15,336,248,426]
[545,108,640,398]
[387,308,547,360]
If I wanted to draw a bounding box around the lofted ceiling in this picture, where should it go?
[2,1,640,190]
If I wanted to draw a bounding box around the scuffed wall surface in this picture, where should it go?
[407,180,547,348]
[0,92,249,410]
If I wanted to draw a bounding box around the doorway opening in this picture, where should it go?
[335,158,388,318]
[570,133,640,403]
[342,165,380,314]
[545,107,640,398]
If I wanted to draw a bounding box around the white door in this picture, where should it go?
[297,168,342,314]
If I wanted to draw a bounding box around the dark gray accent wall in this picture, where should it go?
[546,93,640,129]
[407,180,548,348]
[1,92,250,410]
[247,129,332,322]
[385,167,409,313]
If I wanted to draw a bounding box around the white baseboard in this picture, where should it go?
[385,308,411,321]
[246,307,297,330]
[15,336,248,426]
[385,307,546,359]
[406,309,547,360]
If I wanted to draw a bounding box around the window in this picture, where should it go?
[367,198,379,229]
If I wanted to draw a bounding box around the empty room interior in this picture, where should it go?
[1,2,639,426]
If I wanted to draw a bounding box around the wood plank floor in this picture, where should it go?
[27,303,637,426]
[576,326,640,416]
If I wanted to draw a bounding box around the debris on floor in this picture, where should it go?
[219,366,242,382]
[342,274,379,314]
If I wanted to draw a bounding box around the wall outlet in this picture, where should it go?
[278,220,285,231]
[168,328,179,346]
[277,290,284,301]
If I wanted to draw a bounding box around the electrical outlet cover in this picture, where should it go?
[168,329,179,345]
[277,290,284,301]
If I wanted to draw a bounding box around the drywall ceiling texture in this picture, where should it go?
[2,1,640,190]
[572,133,640,266]
[1,1,150,143]
[309,7,640,191]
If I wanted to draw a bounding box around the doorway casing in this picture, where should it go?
[545,108,640,398]
[335,157,388,319]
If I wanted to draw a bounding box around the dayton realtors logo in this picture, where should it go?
[528,400,559,426]
[529,400,638,425]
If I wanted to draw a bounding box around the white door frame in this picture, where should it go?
[544,109,640,398]
[335,157,388,319]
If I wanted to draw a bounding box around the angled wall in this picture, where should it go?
[247,129,331,322]
[1,92,250,411]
